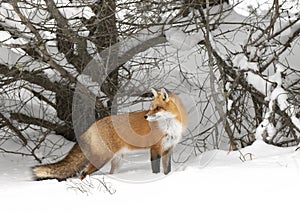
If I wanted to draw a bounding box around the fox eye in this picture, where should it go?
[156,106,163,111]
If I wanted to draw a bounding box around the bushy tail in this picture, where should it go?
[32,144,88,181]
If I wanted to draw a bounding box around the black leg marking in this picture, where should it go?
[162,149,173,175]
[151,155,161,173]
[164,156,171,175]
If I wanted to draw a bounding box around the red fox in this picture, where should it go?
[32,88,188,181]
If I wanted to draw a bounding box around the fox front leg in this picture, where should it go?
[162,148,173,175]
[150,146,162,173]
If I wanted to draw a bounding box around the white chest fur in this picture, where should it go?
[158,118,183,151]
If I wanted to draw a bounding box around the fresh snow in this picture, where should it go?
[58,6,95,20]
[1,140,300,217]
[254,61,300,140]
[165,28,204,51]
[232,53,259,71]
[245,71,269,95]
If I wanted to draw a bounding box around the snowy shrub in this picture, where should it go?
[0,0,299,162]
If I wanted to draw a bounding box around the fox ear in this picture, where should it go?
[151,88,158,97]
[160,88,169,101]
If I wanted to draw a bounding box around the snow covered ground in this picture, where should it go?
[1,140,300,217]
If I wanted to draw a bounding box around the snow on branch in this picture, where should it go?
[198,1,300,148]
[255,63,300,141]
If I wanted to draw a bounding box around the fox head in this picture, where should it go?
[144,88,181,122]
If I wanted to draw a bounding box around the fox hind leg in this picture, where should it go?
[80,164,98,180]
[80,155,113,180]
[109,153,124,174]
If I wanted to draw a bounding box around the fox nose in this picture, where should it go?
[144,115,148,120]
